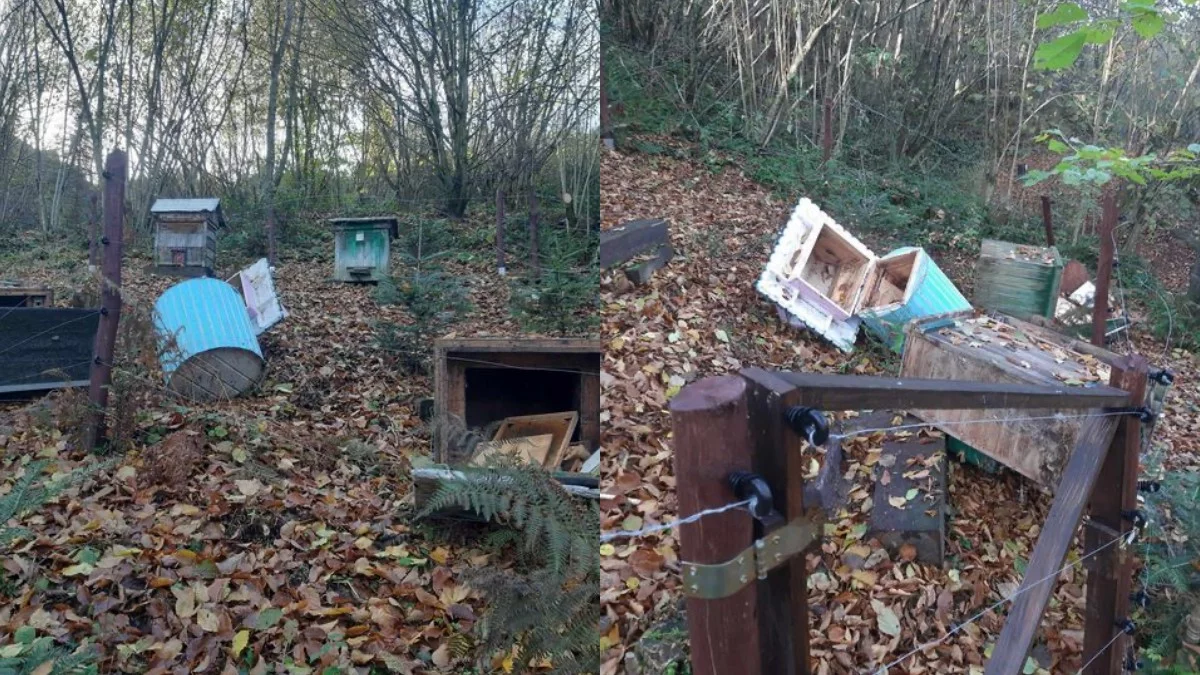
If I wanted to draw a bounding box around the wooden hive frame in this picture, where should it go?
[432,337,601,464]
[0,282,53,308]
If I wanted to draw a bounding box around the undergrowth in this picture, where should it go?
[419,461,599,673]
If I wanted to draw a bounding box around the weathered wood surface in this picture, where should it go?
[671,375,762,675]
[742,368,813,675]
[768,370,1128,411]
[1083,355,1147,675]
[433,338,601,463]
[899,312,1127,485]
[974,239,1063,319]
[86,150,126,447]
[491,411,579,469]
[600,218,669,268]
[0,284,52,307]
[983,412,1120,675]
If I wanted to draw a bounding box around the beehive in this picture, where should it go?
[154,278,264,401]
[973,239,1063,319]
[150,198,224,277]
[330,217,398,282]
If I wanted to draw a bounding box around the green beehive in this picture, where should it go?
[330,217,398,282]
[973,240,1063,319]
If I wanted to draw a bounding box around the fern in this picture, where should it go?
[419,462,599,673]
[0,628,98,675]
[0,460,105,546]
[1137,467,1200,668]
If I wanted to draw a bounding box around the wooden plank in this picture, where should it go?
[769,371,1129,410]
[472,434,554,466]
[983,413,1121,675]
[435,337,602,354]
[624,244,674,285]
[1083,355,1148,675]
[671,376,761,675]
[600,218,669,268]
[742,368,811,675]
[492,411,578,470]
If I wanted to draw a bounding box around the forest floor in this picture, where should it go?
[599,137,1200,674]
[0,232,555,674]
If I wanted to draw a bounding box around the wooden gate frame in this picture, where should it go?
[670,356,1148,675]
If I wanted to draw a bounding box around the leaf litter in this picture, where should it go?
[599,138,1200,674]
[0,245,567,673]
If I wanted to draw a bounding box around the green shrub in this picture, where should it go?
[420,461,598,673]
[509,230,598,336]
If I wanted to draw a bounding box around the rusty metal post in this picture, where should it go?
[1093,191,1117,346]
[822,98,834,164]
[1041,196,1055,247]
[85,150,125,449]
[496,188,506,275]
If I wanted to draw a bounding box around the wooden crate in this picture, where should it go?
[433,337,601,464]
[0,282,52,308]
[0,308,98,397]
[974,239,1063,319]
[900,310,1122,486]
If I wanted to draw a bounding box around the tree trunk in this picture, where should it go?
[263,0,296,264]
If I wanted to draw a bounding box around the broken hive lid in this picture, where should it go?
[757,199,971,352]
[236,258,288,335]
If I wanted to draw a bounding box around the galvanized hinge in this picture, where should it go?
[681,516,821,599]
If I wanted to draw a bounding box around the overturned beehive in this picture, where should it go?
[758,199,970,351]
[154,278,264,401]
[432,338,601,464]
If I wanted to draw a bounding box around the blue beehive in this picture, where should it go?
[154,277,264,401]
[858,247,972,352]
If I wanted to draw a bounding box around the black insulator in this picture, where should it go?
[1116,618,1136,635]
[1137,480,1161,493]
[784,406,829,446]
[1123,510,1147,529]
[1150,369,1175,386]
[1131,590,1150,609]
[728,471,775,521]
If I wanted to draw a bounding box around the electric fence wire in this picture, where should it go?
[0,310,102,359]
[1076,627,1127,675]
[829,410,1132,442]
[873,527,1135,675]
[600,498,755,542]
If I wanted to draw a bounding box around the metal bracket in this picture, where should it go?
[681,516,821,599]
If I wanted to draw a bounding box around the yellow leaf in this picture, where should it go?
[30,661,54,675]
[501,654,514,673]
[196,608,221,632]
[232,630,250,658]
[429,546,449,565]
[625,577,640,590]
[235,479,262,497]
[354,537,374,550]
[116,465,137,481]
[610,337,625,351]
[599,543,615,556]
[232,447,248,463]
[61,563,94,577]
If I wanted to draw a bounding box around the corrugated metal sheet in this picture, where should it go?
[859,247,972,352]
[154,278,262,380]
[974,240,1063,319]
[151,198,221,214]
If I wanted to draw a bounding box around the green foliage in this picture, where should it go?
[0,626,97,675]
[374,218,472,373]
[0,461,102,547]
[509,230,598,336]
[1033,0,1173,71]
[1137,465,1200,669]
[420,463,599,673]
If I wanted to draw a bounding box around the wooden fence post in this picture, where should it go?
[85,150,126,449]
[1083,354,1148,674]
[1041,196,1055,247]
[1092,191,1117,346]
[743,368,812,675]
[496,188,506,275]
[600,44,614,151]
[671,376,761,675]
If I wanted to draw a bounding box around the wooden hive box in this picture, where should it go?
[151,198,225,277]
[757,198,970,352]
[432,337,601,465]
[0,281,52,308]
[0,308,98,398]
[900,310,1124,486]
[330,217,397,282]
[973,239,1063,319]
